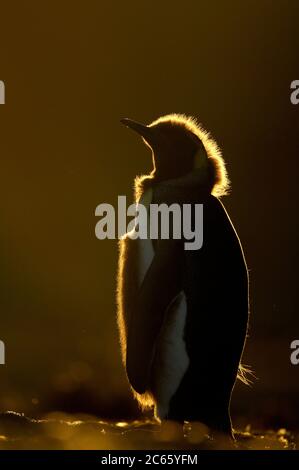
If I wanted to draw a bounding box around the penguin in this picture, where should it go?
[117,114,249,435]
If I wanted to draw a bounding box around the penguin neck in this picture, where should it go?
[135,165,212,203]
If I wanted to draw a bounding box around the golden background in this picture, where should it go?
[0,1,298,429]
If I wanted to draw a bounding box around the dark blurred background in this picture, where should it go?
[0,1,298,429]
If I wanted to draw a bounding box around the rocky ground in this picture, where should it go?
[0,411,296,450]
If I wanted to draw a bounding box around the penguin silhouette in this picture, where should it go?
[117,114,249,435]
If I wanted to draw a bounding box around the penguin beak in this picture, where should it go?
[120,118,156,148]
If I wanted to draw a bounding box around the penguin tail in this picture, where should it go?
[237,363,256,386]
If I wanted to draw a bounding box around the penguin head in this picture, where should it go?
[121,113,229,197]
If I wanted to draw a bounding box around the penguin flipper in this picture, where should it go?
[126,238,183,394]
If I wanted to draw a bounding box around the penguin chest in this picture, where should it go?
[134,189,189,419]
[135,235,189,420]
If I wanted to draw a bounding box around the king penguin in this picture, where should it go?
[117,114,249,435]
